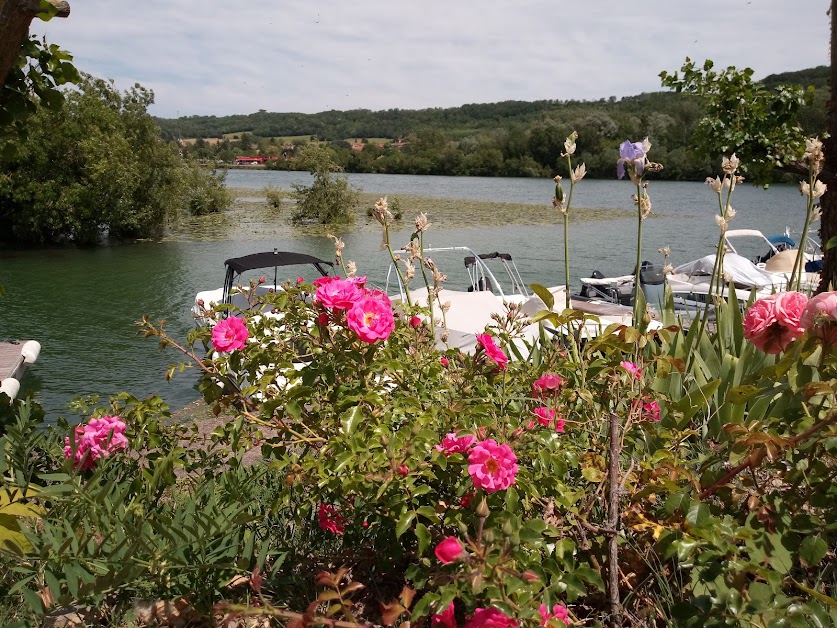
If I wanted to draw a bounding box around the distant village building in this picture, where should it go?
[234,155,278,165]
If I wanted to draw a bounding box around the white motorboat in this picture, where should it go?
[193,250,334,325]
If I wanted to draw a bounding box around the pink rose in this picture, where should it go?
[533,407,556,426]
[773,291,808,335]
[318,504,345,535]
[643,400,660,422]
[317,312,329,326]
[440,356,450,367]
[476,334,508,370]
[434,536,464,564]
[620,361,642,379]
[539,603,571,626]
[363,287,391,304]
[532,373,566,397]
[554,419,566,433]
[465,607,519,628]
[64,415,128,471]
[801,291,837,345]
[410,316,422,328]
[348,275,368,287]
[436,432,476,456]
[744,294,803,354]
[346,295,395,343]
[468,439,518,493]
[397,465,409,476]
[211,316,249,352]
[314,277,363,310]
[432,602,457,628]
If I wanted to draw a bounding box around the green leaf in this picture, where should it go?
[341,405,362,435]
[799,535,828,567]
[686,501,709,528]
[415,522,430,555]
[581,467,604,483]
[395,510,415,538]
[529,283,555,311]
[825,236,837,251]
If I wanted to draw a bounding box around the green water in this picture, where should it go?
[0,174,805,420]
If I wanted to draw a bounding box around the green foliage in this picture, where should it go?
[289,144,358,224]
[660,58,814,183]
[263,185,284,209]
[0,74,231,245]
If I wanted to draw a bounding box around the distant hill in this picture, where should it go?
[155,67,828,143]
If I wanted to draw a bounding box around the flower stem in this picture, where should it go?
[384,223,411,307]
[632,183,644,326]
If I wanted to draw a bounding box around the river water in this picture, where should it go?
[0,171,812,420]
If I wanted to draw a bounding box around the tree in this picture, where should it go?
[819,3,837,292]
[0,1,77,142]
[289,144,358,224]
[0,74,230,244]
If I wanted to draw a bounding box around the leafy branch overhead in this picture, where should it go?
[660,57,814,184]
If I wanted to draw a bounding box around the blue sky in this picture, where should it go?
[33,0,830,119]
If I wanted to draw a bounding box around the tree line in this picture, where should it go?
[166,66,828,181]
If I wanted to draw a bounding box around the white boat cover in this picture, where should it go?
[672,253,777,288]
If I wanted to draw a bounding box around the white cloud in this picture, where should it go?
[33,0,830,118]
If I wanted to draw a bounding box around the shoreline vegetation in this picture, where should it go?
[165,187,636,240]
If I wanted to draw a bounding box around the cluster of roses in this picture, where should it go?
[436,432,518,493]
[743,291,837,354]
[530,373,567,433]
[433,539,571,626]
[313,275,396,343]
[64,415,128,471]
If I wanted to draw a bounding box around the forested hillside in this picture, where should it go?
[158,66,829,181]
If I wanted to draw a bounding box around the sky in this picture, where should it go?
[33,0,831,120]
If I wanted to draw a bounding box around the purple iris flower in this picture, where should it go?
[617,140,646,179]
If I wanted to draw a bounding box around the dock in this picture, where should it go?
[0,340,41,401]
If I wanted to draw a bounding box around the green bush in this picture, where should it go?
[290,144,358,224]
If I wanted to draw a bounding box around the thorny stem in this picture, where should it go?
[790,170,817,292]
[607,411,623,627]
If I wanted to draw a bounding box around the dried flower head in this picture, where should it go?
[804,137,825,175]
[372,196,393,226]
[403,238,421,260]
[403,259,415,281]
[414,212,431,233]
[562,131,578,157]
[327,234,345,260]
[722,153,740,174]
[801,179,827,199]
[571,163,587,184]
[715,214,727,231]
[705,176,723,193]
[344,260,357,277]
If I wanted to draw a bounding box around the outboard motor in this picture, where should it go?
[638,261,666,309]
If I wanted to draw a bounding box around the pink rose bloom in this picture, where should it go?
[532,373,566,397]
[434,536,464,564]
[318,504,345,535]
[432,602,457,628]
[773,291,808,334]
[363,287,392,304]
[643,401,661,422]
[211,316,249,352]
[554,419,566,433]
[465,607,519,628]
[410,316,422,328]
[397,465,409,476]
[476,334,508,370]
[313,275,338,287]
[348,275,368,287]
[744,294,804,354]
[346,295,395,343]
[802,291,837,345]
[468,439,518,493]
[436,432,477,456]
[315,277,363,310]
[64,415,128,471]
[539,603,571,626]
[440,356,450,367]
[533,407,556,426]
[620,361,642,379]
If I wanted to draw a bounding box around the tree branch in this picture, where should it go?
[0,0,70,90]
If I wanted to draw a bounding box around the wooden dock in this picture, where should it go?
[0,340,41,400]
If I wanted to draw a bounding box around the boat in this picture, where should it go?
[193,250,334,325]
[0,339,41,401]
[384,246,640,353]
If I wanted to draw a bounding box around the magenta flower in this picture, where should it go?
[617,139,647,180]
[432,602,457,628]
[620,361,642,379]
[64,415,128,471]
[554,419,566,433]
[532,373,565,398]
[434,536,464,564]
[468,439,518,493]
[211,316,249,352]
[743,292,808,354]
[643,401,661,422]
[801,291,837,345]
[346,295,395,343]
[318,504,346,535]
[539,603,571,626]
[476,333,508,370]
[533,407,556,426]
[436,432,477,456]
[314,276,363,310]
[465,607,519,628]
